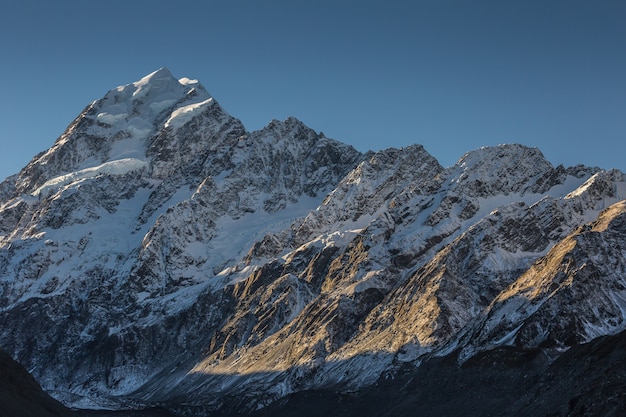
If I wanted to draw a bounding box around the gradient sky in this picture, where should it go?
[1,0,625,181]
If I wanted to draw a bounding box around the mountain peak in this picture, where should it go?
[131,67,211,99]
[455,144,546,169]
[120,68,211,105]
[93,68,219,137]
[445,143,558,195]
[11,69,228,194]
[135,67,176,85]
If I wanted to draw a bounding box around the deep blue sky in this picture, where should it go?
[1,1,625,181]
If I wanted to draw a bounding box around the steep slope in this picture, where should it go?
[352,168,626,362]
[1,69,625,414]
[457,198,626,357]
[0,347,74,417]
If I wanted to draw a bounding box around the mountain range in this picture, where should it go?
[1,68,625,416]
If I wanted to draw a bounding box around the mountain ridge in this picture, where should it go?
[1,69,625,415]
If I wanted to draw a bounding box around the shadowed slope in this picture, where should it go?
[0,348,73,417]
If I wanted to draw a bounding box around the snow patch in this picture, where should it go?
[108,136,146,161]
[125,117,152,139]
[179,77,199,86]
[149,98,178,114]
[164,98,214,129]
[96,112,127,125]
[32,158,147,196]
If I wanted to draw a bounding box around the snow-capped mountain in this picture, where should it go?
[1,68,625,415]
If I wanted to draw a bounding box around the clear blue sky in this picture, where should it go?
[1,0,625,181]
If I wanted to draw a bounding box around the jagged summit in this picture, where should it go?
[135,66,177,84]
[119,66,211,104]
[10,69,360,197]
[447,144,556,195]
[9,69,227,195]
[455,143,544,166]
[94,67,217,143]
[0,69,625,415]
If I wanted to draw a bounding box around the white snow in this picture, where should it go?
[132,68,175,98]
[179,77,199,86]
[285,229,363,262]
[108,136,146,161]
[91,67,214,144]
[164,98,214,129]
[96,111,127,125]
[32,158,147,197]
[149,97,178,114]
[213,195,324,280]
[125,117,153,139]
[565,172,602,199]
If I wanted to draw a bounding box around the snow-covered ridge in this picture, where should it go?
[164,98,214,129]
[31,158,147,196]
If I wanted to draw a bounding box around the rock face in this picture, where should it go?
[1,68,626,414]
